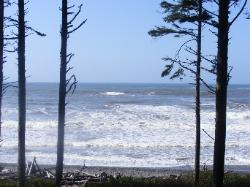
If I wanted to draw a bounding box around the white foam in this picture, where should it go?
[1,103,250,167]
[102,92,125,96]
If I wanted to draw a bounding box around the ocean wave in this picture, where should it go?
[65,139,196,149]
[102,92,125,96]
[1,102,250,167]
[2,120,57,128]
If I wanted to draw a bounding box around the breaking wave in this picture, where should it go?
[1,83,250,167]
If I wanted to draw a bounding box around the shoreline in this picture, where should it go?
[1,163,250,177]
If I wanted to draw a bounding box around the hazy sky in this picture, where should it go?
[4,0,250,84]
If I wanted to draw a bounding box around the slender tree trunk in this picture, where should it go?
[0,0,4,138]
[213,0,229,187]
[17,0,26,186]
[55,0,68,186]
[195,0,202,186]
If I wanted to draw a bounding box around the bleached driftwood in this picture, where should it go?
[0,158,109,186]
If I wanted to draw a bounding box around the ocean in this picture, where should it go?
[0,83,249,168]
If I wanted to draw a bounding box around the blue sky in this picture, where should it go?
[4,0,250,84]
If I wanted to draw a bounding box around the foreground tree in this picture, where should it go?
[0,0,12,138]
[195,1,202,185]
[149,0,213,185]
[55,1,86,186]
[150,1,248,186]
[0,0,3,138]
[5,1,46,186]
[213,0,247,186]
[17,0,26,186]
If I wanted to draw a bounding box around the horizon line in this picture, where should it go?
[22,81,250,86]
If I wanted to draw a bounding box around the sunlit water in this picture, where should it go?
[0,83,249,167]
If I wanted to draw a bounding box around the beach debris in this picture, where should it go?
[1,158,152,186]
[169,174,182,180]
[0,169,17,180]
[203,163,208,171]
[26,157,43,177]
[0,158,110,186]
[44,168,55,179]
[100,172,108,182]
[61,180,88,187]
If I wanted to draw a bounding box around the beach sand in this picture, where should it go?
[1,163,250,177]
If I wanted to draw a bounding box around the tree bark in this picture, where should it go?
[17,0,26,186]
[195,0,202,186]
[0,0,4,138]
[213,0,229,187]
[55,0,68,186]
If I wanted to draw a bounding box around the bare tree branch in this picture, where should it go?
[202,129,215,141]
[229,0,248,28]
[68,19,87,34]
[68,4,82,25]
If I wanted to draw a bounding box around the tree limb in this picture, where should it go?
[229,0,248,28]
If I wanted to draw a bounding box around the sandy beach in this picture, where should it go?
[1,163,250,177]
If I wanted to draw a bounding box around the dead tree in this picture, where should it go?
[55,1,86,186]
[2,1,45,186]
[0,0,10,138]
[0,0,13,139]
[0,0,44,141]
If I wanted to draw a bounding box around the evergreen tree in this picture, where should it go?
[213,0,247,186]
[195,1,202,185]
[149,1,213,185]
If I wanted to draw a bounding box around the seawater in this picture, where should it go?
[0,83,249,167]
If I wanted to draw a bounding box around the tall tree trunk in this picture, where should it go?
[0,0,4,138]
[195,0,202,186]
[213,0,229,187]
[55,0,68,186]
[17,0,26,186]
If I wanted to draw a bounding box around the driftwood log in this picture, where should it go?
[0,157,110,186]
